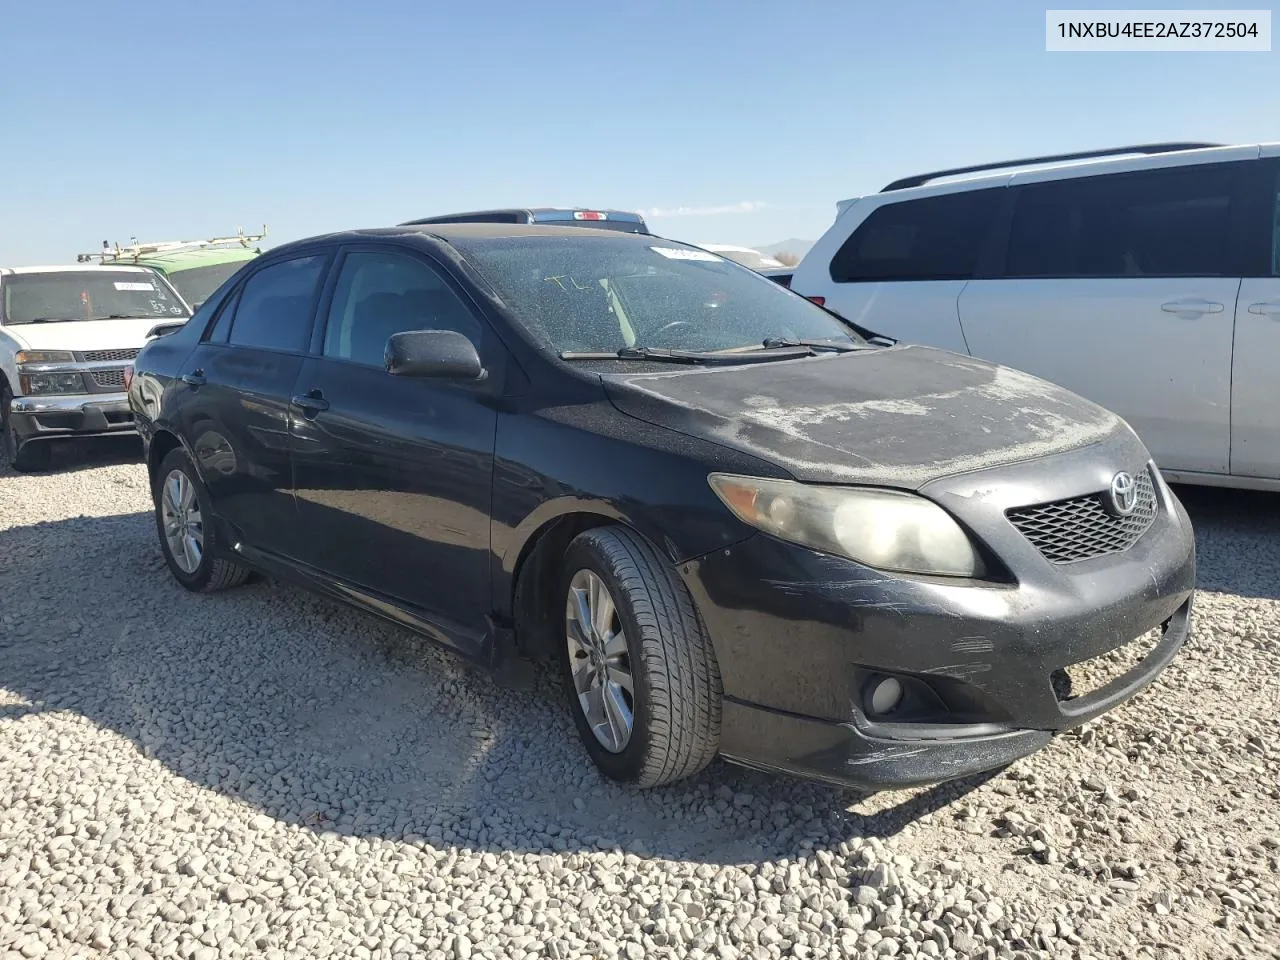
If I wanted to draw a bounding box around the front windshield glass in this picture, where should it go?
[166,261,249,309]
[2,270,189,324]
[461,237,860,354]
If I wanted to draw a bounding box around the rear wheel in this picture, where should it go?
[1,385,51,472]
[154,448,251,592]
[559,526,722,788]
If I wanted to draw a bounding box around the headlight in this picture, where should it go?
[15,350,75,364]
[19,372,87,396]
[708,473,986,577]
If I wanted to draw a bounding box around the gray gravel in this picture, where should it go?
[1,440,1278,960]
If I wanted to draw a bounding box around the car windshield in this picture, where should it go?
[2,270,189,324]
[165,261,249,309]
[462,237,860,354]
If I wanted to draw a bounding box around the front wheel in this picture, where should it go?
[153,448,251,592]
[1,386,51,472]
[559,526,722,788]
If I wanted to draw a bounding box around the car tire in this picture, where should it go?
[559,526,722,788]
[154,447,251,593]
[1,385,52,473]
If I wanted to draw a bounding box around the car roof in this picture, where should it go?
[402,207,645,224]
[105,247,261,271]
[267,222,656,257]
[841,141,1275,207]
[0,264,157,276]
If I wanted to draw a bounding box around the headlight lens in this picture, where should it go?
[20,372,87,396]
[15,350,76,364]
[708,473,986,577]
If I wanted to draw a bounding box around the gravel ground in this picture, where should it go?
[1,439,1277,960]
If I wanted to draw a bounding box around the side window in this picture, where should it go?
[322,250,483,368]
[226,255,326,352]
[1271,168,1280,276]
[1007,164,1235,279]
[205,288,240,344]
[829,188,1001,282]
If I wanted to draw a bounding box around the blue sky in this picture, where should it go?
[3,0,1277,264]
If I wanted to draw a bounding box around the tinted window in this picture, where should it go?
[829,188,1001,282]
[205,289,240,344]
[1007,164,1235,278]
[460,236,861,354]
[1271,168,1280,276]
[168,261,253,309]
[227,255,326,352]
[324,250,482,367]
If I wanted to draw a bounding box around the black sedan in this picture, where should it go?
[127,224,1196,791]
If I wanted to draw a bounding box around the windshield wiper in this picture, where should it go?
[560,344,814,364]
[86,314,137,321]
[759,337,862,352]
[22,316,82,324]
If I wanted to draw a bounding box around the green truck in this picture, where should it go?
[78,227,267,311]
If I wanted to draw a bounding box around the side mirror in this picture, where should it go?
[385,329,485,381]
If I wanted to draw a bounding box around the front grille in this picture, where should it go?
[80,348,139,363]
[1007,470,1158,564]
[90,368,127,388]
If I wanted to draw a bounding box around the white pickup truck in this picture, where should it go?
[0,264,190,471]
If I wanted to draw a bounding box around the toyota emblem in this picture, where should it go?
[1108,471,1138,516]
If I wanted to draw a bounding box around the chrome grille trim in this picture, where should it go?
[1006,470,1158,564]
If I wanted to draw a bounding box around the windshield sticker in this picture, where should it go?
[649,246,723,262]
[114,281,155,292]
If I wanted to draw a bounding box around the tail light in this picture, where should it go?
[572,211,607,221]
[123,364,134,392]
[806,296,826,307]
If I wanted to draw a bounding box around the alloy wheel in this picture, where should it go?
[565,569,635,753]
[160,469,204,574]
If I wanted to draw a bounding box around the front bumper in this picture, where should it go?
[8,393,135,440]
[682,450,1197,791]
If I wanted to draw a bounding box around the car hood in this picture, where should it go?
[601,345,1133,490]
[1,316,170,352]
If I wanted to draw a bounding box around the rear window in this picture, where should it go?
[1006,163,1237,278]
[829,188,1002,282]
[166,261,251,309]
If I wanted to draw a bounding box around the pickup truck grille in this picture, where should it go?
[1007,470,1158,564]
[90,368,127,388]
[79,348,139,363]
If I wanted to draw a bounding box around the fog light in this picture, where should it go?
[866,676,905,717]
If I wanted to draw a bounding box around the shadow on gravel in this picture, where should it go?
[0,435,142,477]
[1174,484,1280,601]
[0,484,1272,864]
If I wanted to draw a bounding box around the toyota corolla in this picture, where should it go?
[127,224,1196,790]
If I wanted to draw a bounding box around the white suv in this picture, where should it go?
[790,142,1280,490]
[0,264,190,471]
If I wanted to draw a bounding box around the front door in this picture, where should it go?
[288,246,499,642]
[959,160,1247,475]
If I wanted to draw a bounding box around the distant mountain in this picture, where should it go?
[757,238,814,259]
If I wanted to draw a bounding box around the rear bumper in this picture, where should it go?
[8,393,135,440]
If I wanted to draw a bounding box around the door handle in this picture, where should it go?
[180,370,205,386]
[1247,301,1280,317]
[1160,299,1224,318]
[290,391,330,416]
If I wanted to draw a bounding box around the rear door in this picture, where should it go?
[175,252,329,553]
[794,187,1005,353]
[1229,154,1280,478]
[288,245,500,645]
[958,160,1248,475]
